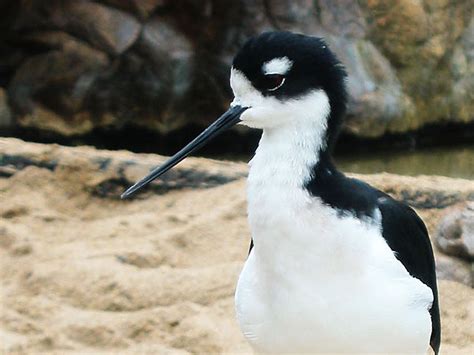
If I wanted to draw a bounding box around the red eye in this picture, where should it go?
[264,74,285,91]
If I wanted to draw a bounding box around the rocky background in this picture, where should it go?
[0,0,472,148]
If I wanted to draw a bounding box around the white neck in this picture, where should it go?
[245,120,328,255]
[248,120,326,190]
[242,88,332,254]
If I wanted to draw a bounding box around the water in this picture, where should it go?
[335,144,474,180]
[219,144,474,180]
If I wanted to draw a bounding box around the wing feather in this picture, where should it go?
[377,194,441,354]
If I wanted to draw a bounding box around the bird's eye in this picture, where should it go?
[264,74,285,91]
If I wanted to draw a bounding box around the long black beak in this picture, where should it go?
[121,105,248,199]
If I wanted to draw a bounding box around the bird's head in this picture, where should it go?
[122,31,347,198]
[231,31,347,135]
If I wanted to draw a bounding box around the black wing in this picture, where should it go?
[377,193,441,354]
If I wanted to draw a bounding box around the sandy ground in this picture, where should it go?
[1,139,473,354]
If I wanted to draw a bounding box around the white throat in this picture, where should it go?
[246,112,329,255]
[231,66,333,248]
[248,121,326,188]
[245,84,331,192]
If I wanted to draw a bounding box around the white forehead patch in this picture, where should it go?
[262,56,293,75]
[230,68,263,108]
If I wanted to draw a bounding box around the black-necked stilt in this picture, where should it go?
[122,31,440,354]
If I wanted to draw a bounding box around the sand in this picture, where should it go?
[1,138,473,354]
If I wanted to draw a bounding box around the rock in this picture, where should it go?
[352,173,474,209]
[0,0,472,138]
[10,1,141,55]
[0,88,12,129]
[138,19,195,130]
[59,2,141,55]
[361,0,472,134]
[436,202,474,261]
[8,31,108,118]
[101,0,165,20]
[334,39,414,137]
[16,106,95,137]
[83,19,196,133]
[435,252,473,287]
[362,0,430,67]
[450,18,474,124]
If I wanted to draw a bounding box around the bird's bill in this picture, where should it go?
[121,105,248,199]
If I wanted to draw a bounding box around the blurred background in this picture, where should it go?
[0,1,473,354]
[0,0,473,176]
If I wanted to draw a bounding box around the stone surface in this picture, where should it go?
[100,0,165,20]
[0,88,12,128]
[354,173,474,209]
[5,31,110,135]
[361,0,473,133]
[435,251,473,287]
[86,19,196,133]
[0,0,472,138]
[450,18,474,123]
[65,2,141,55]
[436,202,474,261]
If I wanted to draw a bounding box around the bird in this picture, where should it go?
[122,31,440,354]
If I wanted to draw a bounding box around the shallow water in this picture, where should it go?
[219,144,474,180]
[335,144,474,180]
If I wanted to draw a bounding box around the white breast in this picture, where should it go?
[234,127,433,354]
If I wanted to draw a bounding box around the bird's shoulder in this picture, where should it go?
[305,165,436,287]
[305,166,380,219]
[310,169,435,270]
[306,169,440,353]
[373,188,436,284]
